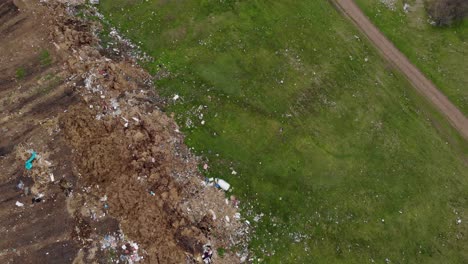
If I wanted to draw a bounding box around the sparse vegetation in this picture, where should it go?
[100,0,468,263]
[15,67,26,79]
[216,247,225,258]
[39,49,52,66]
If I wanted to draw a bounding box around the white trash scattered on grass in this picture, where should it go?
[403,3,410,13]
[234,212,241,220]
[215,179,230,191]
[205,177,231,191]
[15,201,24,207]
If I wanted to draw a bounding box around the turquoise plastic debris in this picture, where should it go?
[25,151,37,170]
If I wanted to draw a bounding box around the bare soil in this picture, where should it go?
[0,1,248,263]
[333,0,468,140]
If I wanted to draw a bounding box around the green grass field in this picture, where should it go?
[355,0,468,115]
[99,1,468,263]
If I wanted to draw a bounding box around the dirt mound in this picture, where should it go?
[1,0,249,263]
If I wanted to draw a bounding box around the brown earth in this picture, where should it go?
[333,0,468,140]
[0,0,248,263]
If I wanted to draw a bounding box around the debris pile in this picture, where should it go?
[15,146,54,194]
[101,234,142,264]
[24,1,252,263]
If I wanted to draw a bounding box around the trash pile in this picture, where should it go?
[30,1,252,263]
[101,234,142,264]
[379,0,397,11]
[15,146,54,195]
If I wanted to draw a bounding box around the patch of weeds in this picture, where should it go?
[39,75,62,95]
[217,247,225,258]
[15,67,26,80]
[39,49,52,66]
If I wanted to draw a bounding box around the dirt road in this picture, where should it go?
[333,0,468,140]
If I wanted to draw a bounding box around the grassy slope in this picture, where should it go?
[99,1,468,263]
[355,0,468,115]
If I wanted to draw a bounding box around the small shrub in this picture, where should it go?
[426,0,468,26]
[217,247,225,258]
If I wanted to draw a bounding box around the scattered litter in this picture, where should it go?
[15,201,24,207]
[110,98,119,109]
[215,178,230,191]
[32,194,44,204]
[121,117,129,127]
[101,235,118,249]
[17,181,24,190]
[403,3,410,13]
[379,0,396,11]
[231,170,237,175]
[202,244,213,264]
[19,5,252,262]
[230,195,239,207]
[205,177,231,191]
[253,213,263,222]
[25,151,37,170]
[101,234,142,263]
[234,212,241,220]
[457,219,462,224]
[208,209,217,221]
[49,173,55,182]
